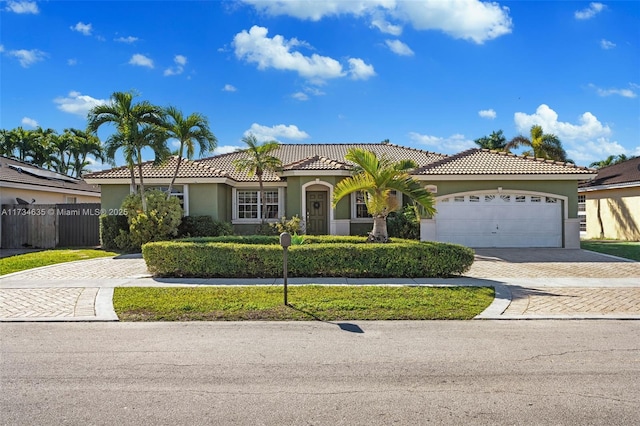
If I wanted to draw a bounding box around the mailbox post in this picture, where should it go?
[279,232,291,305]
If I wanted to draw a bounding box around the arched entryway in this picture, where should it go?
[301,181,334,235]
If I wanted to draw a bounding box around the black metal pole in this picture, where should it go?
[283,247,288,305]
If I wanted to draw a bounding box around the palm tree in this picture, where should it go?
[87,91,166,199]
[332,148,436,242]
[505,125,570,162]
[232,134,282,224]
[164,106,217,198]
[10,127,36,162]
[104,124,170,212]
[28,127,59,169]
[0,129,17,157]
[589,154,630,169]
[474,130,507,150]
[68,128,104,178]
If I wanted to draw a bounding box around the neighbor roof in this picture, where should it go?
[0,156,100,194]
[579,156,640,189]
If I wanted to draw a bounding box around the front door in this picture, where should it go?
[306,191,328,235]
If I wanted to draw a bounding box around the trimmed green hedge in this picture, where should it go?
[142,236,474,278]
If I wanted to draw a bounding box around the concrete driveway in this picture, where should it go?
[1,249,639,321]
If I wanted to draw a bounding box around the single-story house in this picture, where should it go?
[84,143,595,248]
[0,156,101,205]
[578,156,640,241]
[0,156,102,248]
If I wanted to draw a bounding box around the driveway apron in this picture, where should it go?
[1,249,639,321]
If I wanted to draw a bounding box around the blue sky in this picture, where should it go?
[1,0,638,168]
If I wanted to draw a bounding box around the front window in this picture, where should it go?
[353,190,400,219]
[234,189,282,221]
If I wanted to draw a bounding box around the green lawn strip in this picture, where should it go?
[113,285,494,321]
[0,249,119,275]
[581,241,640,261]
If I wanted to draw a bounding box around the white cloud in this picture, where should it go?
[214,145,243,155]
[514,104,612,142]
[6,1,39,14]
[600,39,616,50]
[589,83,637,98]
[244,123,310,142]
[53,91,108,117]
[7,49,46,67]
[478,109,497,119]
[567,138,628,164]
[396,0,512,44]
[114,36,139,44]
[575,2,605,20]
[384,39,414,56]
[129,53,154,68]
[67,58,77,66]
[348,58,376,80]
[242,0,513,44]
[408,131,475,153]
[0,45,4,53]
[292,92,309,101]
[512,104,627,166]
[223,84,237,92]
[371,18,402,36]
[70,22,93,36]
[164,54,187,76]
[233,25,348,82]
[21,117,38,128]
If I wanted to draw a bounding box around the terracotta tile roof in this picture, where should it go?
[196,143,447,182]
[415,149,595,176]
[0,156,100,195]
[83,145,594,183]
[579,156,640,188]
[86,143,447,182]
[84,156,228,180]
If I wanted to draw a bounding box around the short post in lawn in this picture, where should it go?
[279,232,291,306]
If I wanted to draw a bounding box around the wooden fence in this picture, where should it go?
[1,203,101,249]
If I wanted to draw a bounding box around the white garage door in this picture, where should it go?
[435,193,562,248]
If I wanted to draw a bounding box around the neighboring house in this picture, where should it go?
[84,143,595,248]
[578,156,640,241]
[0,156,101,248]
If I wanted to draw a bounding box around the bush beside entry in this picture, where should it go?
[142,236,474,278]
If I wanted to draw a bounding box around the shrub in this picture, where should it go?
[271,215,304,235]
[387,205,420,240]
[99,214,128,251]
[120,190,183,250]
[178,216,233,238]
[143,236,474,278]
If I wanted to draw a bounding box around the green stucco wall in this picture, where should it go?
[100,185,131,211]
[428,180,579,218]
[189,183,230,220]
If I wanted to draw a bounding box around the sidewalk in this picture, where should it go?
[1,249,639,321]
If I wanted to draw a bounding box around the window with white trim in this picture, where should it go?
[146,185,187,215]
[353,190,400,219]
[234,189,282,221]
[578,195,586,232]
[65,196,77,204]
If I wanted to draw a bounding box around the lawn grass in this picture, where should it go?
[581,240,640,261]
[113,285,495,321]
[0,249,119,275]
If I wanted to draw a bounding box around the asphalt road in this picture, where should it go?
[2,321,639,425]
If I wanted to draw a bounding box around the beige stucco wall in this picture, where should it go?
[584,187,640,240]
[1,187,100,205]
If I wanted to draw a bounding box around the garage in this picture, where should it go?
[434,192,562,248]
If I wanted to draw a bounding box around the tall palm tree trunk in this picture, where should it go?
[258,173,266,225]
[167,155,183,199]
[370,216,389,242]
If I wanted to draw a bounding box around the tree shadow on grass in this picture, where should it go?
[287,304,364,334]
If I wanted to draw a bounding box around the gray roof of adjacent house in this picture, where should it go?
[0,156,100,195]
[83,143,594,183]
[579,156,640,190]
